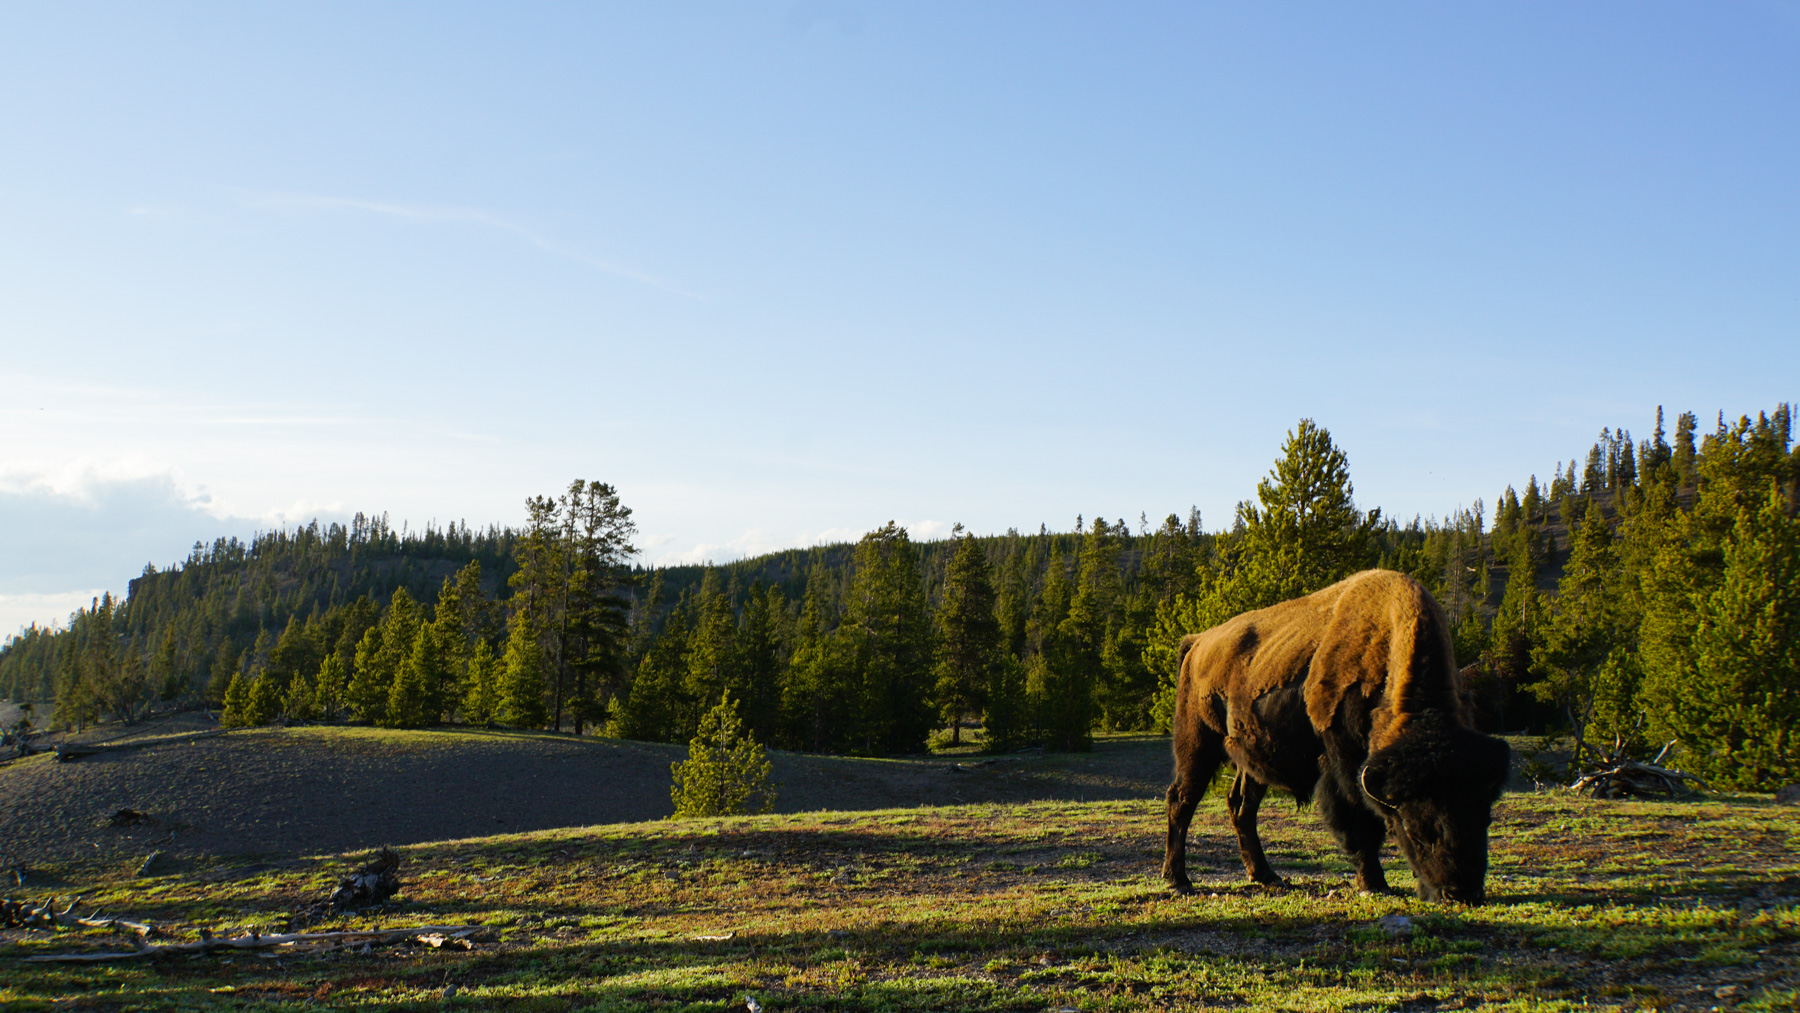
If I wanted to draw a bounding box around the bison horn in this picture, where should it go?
[1359,765,1399,812]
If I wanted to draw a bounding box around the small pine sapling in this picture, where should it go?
[670,694,776,819]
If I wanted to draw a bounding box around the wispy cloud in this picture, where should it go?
[249,192,706,300]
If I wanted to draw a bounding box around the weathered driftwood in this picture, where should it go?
[1571,740,1707,799]
[330,848,400,910]
[1,722,37,759]
[55,728,229,763]
[1,894,159,936]
[290,848,403,928]
[22,925,482,963]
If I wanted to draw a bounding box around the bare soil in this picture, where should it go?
[0,720,1173,870]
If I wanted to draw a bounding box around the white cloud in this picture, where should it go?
[0,468,275,601]
[0,590,108,641]
[908,519,953,541]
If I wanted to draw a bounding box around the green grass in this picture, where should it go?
[4,790,1798,1011]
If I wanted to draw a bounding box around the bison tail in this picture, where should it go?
[1176,633,1201,670]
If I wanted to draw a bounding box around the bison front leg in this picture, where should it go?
[1226,771,1286,886]
[1318,777,1393,895]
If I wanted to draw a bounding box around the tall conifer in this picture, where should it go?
[933,530,1001,746]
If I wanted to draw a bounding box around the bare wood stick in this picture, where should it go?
[23,925,483,964]
[70,911,160,937]
[3,895,157,936]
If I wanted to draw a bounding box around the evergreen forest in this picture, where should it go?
[3,405,1797,789]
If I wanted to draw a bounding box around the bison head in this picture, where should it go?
[1359,710,1510,905]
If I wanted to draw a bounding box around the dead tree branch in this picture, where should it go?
[22,925,482,963]
[1571,739,1708,799]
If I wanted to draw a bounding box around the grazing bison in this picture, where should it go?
[1162,570,1509,904]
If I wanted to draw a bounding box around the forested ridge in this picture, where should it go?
[4,405,1796,787]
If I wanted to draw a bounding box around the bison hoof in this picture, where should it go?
[1166,876,1195,896]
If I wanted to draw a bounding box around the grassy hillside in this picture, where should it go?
[3,773,1797,1009]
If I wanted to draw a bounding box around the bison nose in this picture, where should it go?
[1445,885,1485,906]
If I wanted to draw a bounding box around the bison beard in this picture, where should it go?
[1161,570,1509,905]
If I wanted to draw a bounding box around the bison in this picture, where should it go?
[1162,569,1510,904]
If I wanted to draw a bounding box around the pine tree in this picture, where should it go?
[669,693,776,818]
[206,642,238,707]
[500,615,549,729]
[1145,419,1375,728]
[221,672,253,727]
[429,567,480,719]
[1491,541,1539,679]
[933,530,1001,746]
[384,626,442,728]
[372,588,422,697]
[245,671,282,726]
[282,674,316,721]
[683,569,739,719]
[838,523,934,754]
[1645,406,1672,475]
[1029,551,1091,750]
[313,654,347,720]
[1531,499,1638,760]
[779,566,853,752]
[1674,411,1699,487]
[1065,518,1135,732]
[347,626,388,723]
[267,614,315,693]
[982,654,1031,753]
[1649,486,1800,787]
[461,640,503,725]
[561,480,637,734]
[737,583,786,742]
[1234,418,1380,606]
[152,631,184,702]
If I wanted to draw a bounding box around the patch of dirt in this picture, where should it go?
[0,724,1174,867]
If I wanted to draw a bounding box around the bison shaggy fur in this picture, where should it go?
[1162,569,1509,904]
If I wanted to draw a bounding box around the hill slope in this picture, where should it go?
[0,724,1172,867]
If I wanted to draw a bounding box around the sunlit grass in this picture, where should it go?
[3,788,1797,1010]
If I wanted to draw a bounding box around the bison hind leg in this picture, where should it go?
[1163,735,1227,896]
[1226,771,1288,886]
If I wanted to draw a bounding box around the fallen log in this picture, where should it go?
[290,847,403,928]
[330,848,400,910]
[22,924,483,963]
[1,894,158,936]
[1571,740,1708,799]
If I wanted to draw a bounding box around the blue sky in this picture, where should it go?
[3,2,1797,636]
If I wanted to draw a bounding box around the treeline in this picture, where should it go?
[0,512,518,720]
[6,407,1795,787]
[1464,405,1800,789]
[595,420,1484,755]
